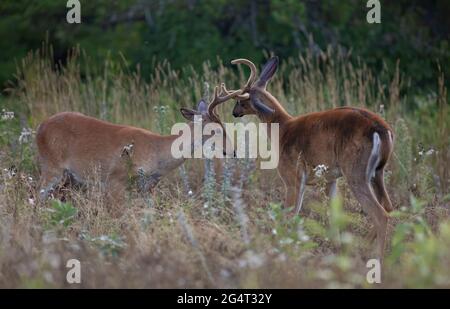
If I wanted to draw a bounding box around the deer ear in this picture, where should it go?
[197,100,208,114]
[256,56,279,88]
[180,108,197,121]
[250,97,275,116]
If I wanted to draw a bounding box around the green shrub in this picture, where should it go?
[45,200,77,229]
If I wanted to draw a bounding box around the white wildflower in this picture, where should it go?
[301,234,310,242]
[4,167,16,178]
[19,127,34,144]
[279,237,294,245]
[418,148,435,157]
[297,227,310,242]
[124,143,133,152]
[121,143,134,157]
[1,109,14,120]
[425,148,435,156]
[153,105,168,113]
[314,164,328,177]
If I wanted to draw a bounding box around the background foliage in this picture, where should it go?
[1,0,449,91]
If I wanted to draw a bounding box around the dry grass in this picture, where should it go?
[0,45,449,288]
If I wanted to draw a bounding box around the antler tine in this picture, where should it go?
[220,83,231,95]
[231,58,258,90]
[207,85,222,118]
[221,83,250,101]
[208,84,243,118]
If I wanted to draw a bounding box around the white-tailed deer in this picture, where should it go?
[36,85,242,202]
[225,57,394,259]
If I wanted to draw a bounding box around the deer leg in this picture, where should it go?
[366,168,392,243]
[278,164,295,211]
[342,142,389,260]
[107,178,126,203]
[343,132,390,260]
[279,163,306,215]
[39,167,63,201]
[371,169,393,212]
[347,176,389,261]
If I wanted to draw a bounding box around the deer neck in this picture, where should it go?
[160,120,202,166]
[258,90,292,137]
[147,134,187,176]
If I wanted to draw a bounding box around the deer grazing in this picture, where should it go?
[224,57,394,259]
[36,85,242,202]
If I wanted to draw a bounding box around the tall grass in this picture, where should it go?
[0,44,449,288]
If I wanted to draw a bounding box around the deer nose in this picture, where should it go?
[233,150,236,158]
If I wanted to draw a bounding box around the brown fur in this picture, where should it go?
[37,112,179,202]
[36,110,232,204]
[230,58,394,259]
[281,107,393,171]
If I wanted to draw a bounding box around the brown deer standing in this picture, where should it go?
[36,85,241,203]
[225,57,394,259]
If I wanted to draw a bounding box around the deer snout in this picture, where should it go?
[232,108,243,117]
[232,104,243,117]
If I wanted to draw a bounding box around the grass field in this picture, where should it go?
[0,45,449,288]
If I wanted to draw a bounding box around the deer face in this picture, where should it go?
[180,100,235,157]
[230,57,278,119]
[232,98,254,117]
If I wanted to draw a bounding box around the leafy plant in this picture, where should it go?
[46,200,77,229]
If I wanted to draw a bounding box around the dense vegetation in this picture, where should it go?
[0,43,449,287]
[0,0,449,288]
[1,0,449,90]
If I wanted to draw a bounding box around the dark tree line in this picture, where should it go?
[0,0,449,90]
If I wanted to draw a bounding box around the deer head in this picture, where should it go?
[179,84,243,157]
[226,57,289,123]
